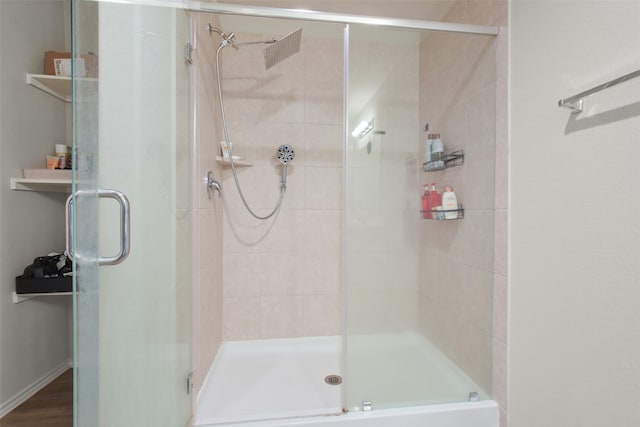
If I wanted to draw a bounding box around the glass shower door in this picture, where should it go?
[72,1,192,425]
[345,22,496,411]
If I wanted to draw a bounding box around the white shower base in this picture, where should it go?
[195,336,342,426]
[194,333,497,427]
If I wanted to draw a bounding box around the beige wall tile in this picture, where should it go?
[303,37,343,83]
[305,80,343,125]
[261,76,305,124]
[493,274,508,344]
[464,210,495,272]
[493,337,508,410]
[222,252,262,297]
[304,124,343,167]
[223,296,261,340]
[417,0,504,409]
[302,294,343,336]
[464,147,496,210]
[193,12,224,395]
[222,31,344,340]
[260,296,304,338]
[494,210,508,277]
[295,252,342,295]
[304,166,343,210]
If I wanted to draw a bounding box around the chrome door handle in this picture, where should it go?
[66,189,131,266]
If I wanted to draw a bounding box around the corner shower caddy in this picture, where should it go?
[422,149,464,220]
[421,205,464,220]
[422,149,464,172]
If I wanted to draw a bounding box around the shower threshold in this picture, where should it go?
[195,335,342,426]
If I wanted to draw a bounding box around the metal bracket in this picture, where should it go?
[184,41,193,64]
[469,391,479,402]
[187,372,193,394]
[361,401,372,412]
[558,98,584,114]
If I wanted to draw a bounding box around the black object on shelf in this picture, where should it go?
[16,252,73,294]
[15,275,72,294]
[423,149,464,172]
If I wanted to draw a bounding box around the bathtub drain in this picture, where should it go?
[324,375,342,386]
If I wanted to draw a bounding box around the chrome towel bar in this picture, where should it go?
[558,68,640,114]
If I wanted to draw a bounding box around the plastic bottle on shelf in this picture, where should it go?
[425,134,433,166]
[421,184,431,219]
[432,134,444,169]
[428,183,441,219]
[442,185,458,219]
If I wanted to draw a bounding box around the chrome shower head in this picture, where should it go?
[277,145,295,189]
[277,144,295,165]
[264,28,302,70]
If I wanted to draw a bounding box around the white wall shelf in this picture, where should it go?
[26,73,97,102]
[10,177,72,193]
[13,291,73,304]
[215,156,254,166]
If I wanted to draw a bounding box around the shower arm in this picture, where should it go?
[208,24,275,48]
[235,39,277,46]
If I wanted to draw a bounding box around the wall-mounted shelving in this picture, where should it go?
[423,149,464,172]
[215,156,254,166]
[421,206,464,220]
[26,73,97,103]
[13,291,72,304]
[10,177,72,193]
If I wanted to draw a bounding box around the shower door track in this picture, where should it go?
[186,1,499,35]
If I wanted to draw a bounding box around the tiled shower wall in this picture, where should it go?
[417,0,508,424]
[193,12,224,394]
[220,28,345,340]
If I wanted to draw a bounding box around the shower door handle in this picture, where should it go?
[66,189,131,266]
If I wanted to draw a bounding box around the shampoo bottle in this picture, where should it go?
[428,183,441,218]
[442,186,458,219]
[421,184,431,219]
[432,134,444,169]
[425,135,433,165]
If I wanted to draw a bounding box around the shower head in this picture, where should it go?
[264,28,302,70]
[277,144,295,165]
[277,145,295,189]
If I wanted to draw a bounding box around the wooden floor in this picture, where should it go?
[0,369,72,427]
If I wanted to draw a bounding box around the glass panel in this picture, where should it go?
[345,23,495,411]
[73,1,192,425]
[189,12,345,425]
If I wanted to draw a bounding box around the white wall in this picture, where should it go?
[0,0,71,415]
[509,1,640,426]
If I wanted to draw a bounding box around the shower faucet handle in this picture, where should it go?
[205,171,221,199]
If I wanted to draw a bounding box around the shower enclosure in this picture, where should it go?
[71,1,498,425]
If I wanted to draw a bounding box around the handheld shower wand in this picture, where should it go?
[211,24,302,220]
[277,145,296,189]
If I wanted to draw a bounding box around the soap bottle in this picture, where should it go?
[432,134,444,169]
[425,135,433,166]
[428,183,441,219]
[442,185,458,219]
[421,184,431,219]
